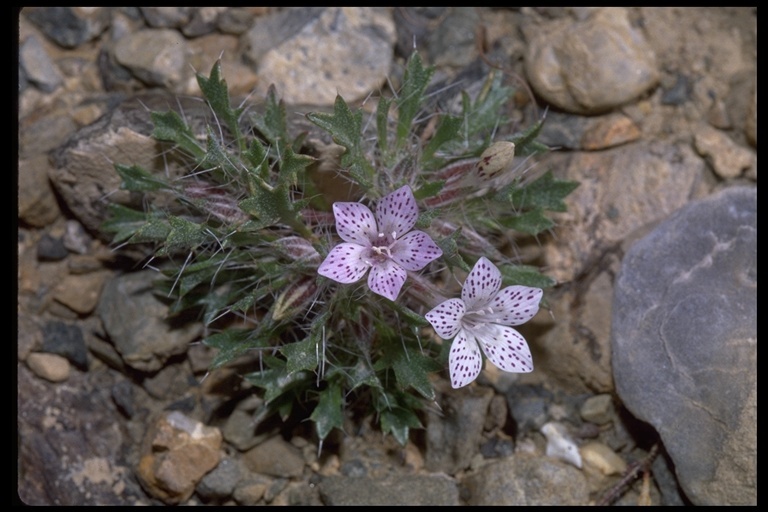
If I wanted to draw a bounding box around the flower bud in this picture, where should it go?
[273,278,318,321]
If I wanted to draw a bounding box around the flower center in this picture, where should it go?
[462,306,494,329]
[367,231,397,263]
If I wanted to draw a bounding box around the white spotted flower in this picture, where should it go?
[425,257,542,388]
[318,185,442,301]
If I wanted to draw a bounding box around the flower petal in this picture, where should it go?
[461,257,502,310]
[390,230,443,271]
[448,329,482,388]
[487,285,543,326]
[367,258,407,300]
[473,323,533,373]
[317,243,370,283]
[375,185,419,239]
[425,298,465,340]
[333,202,378,245]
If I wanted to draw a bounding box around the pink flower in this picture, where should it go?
[318,185,442,301]
[425,257,542,388]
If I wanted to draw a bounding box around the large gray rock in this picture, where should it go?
[612,186,756,505]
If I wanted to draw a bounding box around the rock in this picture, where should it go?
[26,352,71,382]
[505,384,554,434]
[136,411,223,504]
[19,35,63,92]
[217,7,266,35]
[53,272,108,315]
[462,453,590,505]
[196,456,248,500]
[744,79,756,146]
[694,124,755,180]
[541,421,582,468]
[24,7,110,48]
[49,94,213,237]
[139,7,192,28]
[612,186,756,505]
[539,112,641,151]
[246,7,396,105]
[97,271,202,372]
[580,441,627,476]
[113,29,188,89]
[18,313,43,360]
[425,385,494,474]
[19,155,61,227]
[242,436,305,478]
[425,7,480,69]
[42,320,89,370]
[37,233,69,261]
[318,474,460,506]
[525,7,659,114]
[660,73,692,105]
[579,394,614,425]
[542,141,708,284]
[181,7,226,37]
[17,365,143,505]
[19,103,78,159]
[232,475,271,505]
[63,220,92,255]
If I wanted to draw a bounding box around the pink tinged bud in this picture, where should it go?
[475,141,516,183]
[275,236,321,263]
[273,278,318,321]
[183,184,248,224]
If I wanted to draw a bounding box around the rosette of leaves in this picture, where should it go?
[104,52,577,447]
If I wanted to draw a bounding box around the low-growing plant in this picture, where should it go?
[104,51,577,446]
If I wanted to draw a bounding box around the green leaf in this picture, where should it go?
[204,329,262,369]
[499,264,557,289]
[391,351,440,401]
[160,216,209,254]
[245,138,270,180]
[151,110,206,159]
[380,405,423,446]
[281,337,319,374]
[437,231,470,272]
[197,60,245,152]
[413,181,445,201]
[277,145,315,188]
[396,51,434,147]
[102,204,152,244]
[509,114,549,157]
[496,207,555,235]
[239,188,283,226]
[114,163,170,192]
[127,219,171,244]
[504,171,580,212]
[420,115,462,168]
[310,381,344,441]
[376,95,391,157]
[252,84,289,146]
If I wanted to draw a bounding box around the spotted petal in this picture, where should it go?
[333,202,378,245]
[367,258,407,301]
[461,257,502,310]
[448,329,482,388]
[425,298,465,340]
[317,243,369,283]
[487,285,543,326]
[473,323,533,373]
[390,230,443,271]
[375,185,419,240]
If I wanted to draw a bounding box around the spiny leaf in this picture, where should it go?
[114,163,170,192]
[396,51,434,146]
[391,350,441,401]
[504,170,580,212]
[499,264,557,289]
[495,207,556,235]
[252,84,289,146]
[310,381,344,441]
[102,204,154,244]
[197,60,245,152]
[380,405,423,446]
[160,216,210,254]
[420,115,462,169]
[151,110,206,159]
